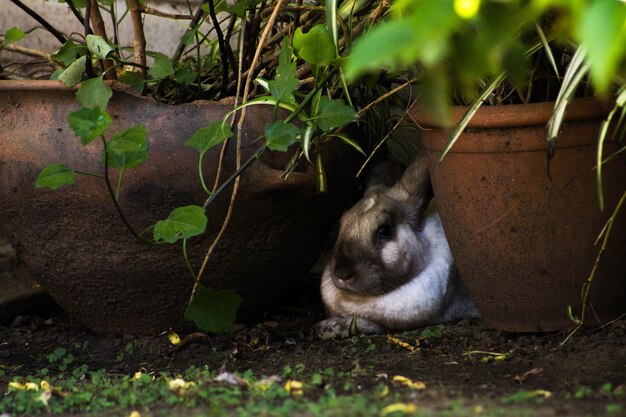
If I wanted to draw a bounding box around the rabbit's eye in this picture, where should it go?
[377,224,393,241]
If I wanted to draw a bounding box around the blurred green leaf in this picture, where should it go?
[153,205,208,243]
[293,24,335,69]
[118,71,146,92]
[4,27,25,45]
[86,34,113,60]
[185,121,233,155]
[577,0,626,93]
[265,121,299,152]
[51,40,87,66]
[175,67,196,84]
[35,163,76,190]
[58,55,87,87]
[105,125,148,170]
[76,76,112,110]
[184,285,242,334]
[315,97,358,131]
[68,106,111,145]
[148,52,175,79]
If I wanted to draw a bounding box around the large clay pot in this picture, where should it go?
[412,98,626,332]
[0,80,360,335]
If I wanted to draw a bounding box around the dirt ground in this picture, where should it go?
[1,306,625,416]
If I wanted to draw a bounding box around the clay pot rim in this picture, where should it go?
[410,96,614,129]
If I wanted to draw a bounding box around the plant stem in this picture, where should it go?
[84,0,94,77]
[126,0,147,78]
[65,0,84,25]
[207,0,230,98]
[182,239,198,282]
[74,170,104,179]
[198,154,211,196]
[202,145,265,208]
[172,0,209,67]
[89,0,117,80]
[100,137,142,242]
[8,0,67,44]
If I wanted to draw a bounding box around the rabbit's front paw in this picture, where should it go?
[316,316,384,340]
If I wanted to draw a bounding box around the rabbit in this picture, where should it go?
[317,154,480,339]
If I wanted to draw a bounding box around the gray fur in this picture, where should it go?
[317,154,479,339]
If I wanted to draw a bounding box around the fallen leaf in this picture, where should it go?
[284,380,304,397]
[387,335,419,353]
[215,371,249,387]
[380,403,418,416]
[392,375,426,390]
[166,331,182,346]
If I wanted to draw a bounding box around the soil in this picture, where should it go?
[1,307,625,416]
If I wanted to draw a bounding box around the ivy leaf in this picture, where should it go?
[76,76,112,110]
[148,52,175,79]
[105,125,148,170]
[184,285,242,334]
[35,163,76,190]
[268,39,298,103]
[185,121,233,155]
[175,67,196,84]
[292,24,335,69]
[265,121,299,152]
[58,55,87,87]
[86,34,114,60]
[315,97,358,131]
[118,71,146,92]
[51,40,88,66]
[68,107,112,145]
[4,27,25,45]
[153,205,208,243]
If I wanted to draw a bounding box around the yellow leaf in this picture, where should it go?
[392,375,426,390]
[40,380,50,390]
[454,0,481,19]
[133,371,143,380]
[166,331,182,346]
[380,403,418,416]
[25,382,39,391]
[386,336,419,353]
[129,411,142,417]
[284,380,304,397]
[168,378,195,395]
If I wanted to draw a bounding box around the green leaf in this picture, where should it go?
[148,52,175,79]
[76,76,112,110]
[315,97,358,131]
[51,40,88,66]
[36,163,76,190]
[184,285,242,334]
[185,121,233,155]
[58,55,87,87]
[265,121,299,152]
[268,39,298,103]
[292,24,335,69]
[68,107,112,145]
[153,205,208,243]
[106,125,148,169]
[118,71,146,92]
[86,34,113,60]
[175,67,196,84]
[577,0,626,93]
[4,27,25,45]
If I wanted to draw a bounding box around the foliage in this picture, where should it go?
[19,0,376,334]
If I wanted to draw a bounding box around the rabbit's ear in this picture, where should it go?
[364,160,405,195]
[393,152,433,218]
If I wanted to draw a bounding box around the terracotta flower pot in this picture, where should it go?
[0,80,360,336]
[412,98,626,332]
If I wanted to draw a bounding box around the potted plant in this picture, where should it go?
[0,0,390,335]
[344,0,626,331]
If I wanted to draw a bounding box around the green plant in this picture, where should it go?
[5,0,399,334]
